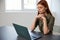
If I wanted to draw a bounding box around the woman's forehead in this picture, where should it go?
[37,4,44,7]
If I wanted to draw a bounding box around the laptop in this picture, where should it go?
[13,23,42,40]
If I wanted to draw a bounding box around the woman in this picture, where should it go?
[30,0,55,35]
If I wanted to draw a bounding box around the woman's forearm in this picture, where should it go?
[43,20,49,34]
[30,18,37,31]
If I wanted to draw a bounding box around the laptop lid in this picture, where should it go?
[13,23,31,40]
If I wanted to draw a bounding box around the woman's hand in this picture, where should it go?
[36,14,46,21]
[40,14,46,21]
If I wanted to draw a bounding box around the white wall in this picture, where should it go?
[0,11,37,28]
[0,0,5,12]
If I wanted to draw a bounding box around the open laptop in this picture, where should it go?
[13,23,42,40]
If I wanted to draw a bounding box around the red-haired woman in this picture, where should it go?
[29,0,55,40]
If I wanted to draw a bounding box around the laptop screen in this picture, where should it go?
[13,23,31,40]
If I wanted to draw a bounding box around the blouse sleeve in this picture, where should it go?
[48,16,55,31]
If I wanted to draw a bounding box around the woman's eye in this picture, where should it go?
[38,7,43,9]
[40,7,43,8]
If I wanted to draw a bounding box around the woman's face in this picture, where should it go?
[37,4,46,14]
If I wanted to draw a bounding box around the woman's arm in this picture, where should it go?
[30,18,37,31]
[43,19,50,34]
[37,14,50,34]
[43,16,55,35]
[30,16,39,31]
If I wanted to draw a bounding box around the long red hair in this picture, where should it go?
[37,0,52,16]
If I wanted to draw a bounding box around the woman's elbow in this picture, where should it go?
[44,32,48,35]
[43,30,50,35]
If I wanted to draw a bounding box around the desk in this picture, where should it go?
[0,26,60,40]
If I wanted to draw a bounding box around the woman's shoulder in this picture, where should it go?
[47,14,55,20]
